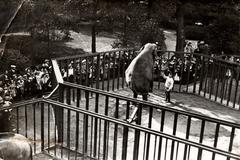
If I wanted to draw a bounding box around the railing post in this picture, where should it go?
[41,102,45,151]
[54,84,64,143]
[96,55,100,89]
[233,67,239,109]
[133,103,142,160]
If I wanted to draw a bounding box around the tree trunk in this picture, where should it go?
[91,0,97,53]
[91,23,96,53]
[147,0,153,18]
[176,2,185,52]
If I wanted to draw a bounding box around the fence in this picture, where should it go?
[54,49,240,109]
[2,48,239,159]
[5,92,240,160]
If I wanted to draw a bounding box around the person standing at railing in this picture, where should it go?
[162,71,174,103]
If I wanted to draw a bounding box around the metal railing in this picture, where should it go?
[5,96,240,160]
[54,49,240,109]
[6,48,238,159]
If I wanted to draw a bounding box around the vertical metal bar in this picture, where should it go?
[90,116,93,158]
[66,59,69,82]
[86,57,89,87]
[187,145,191,160]
[175,142,179,160]
[117,52,121,90]
[227,66,233,106]
[107,53,111,91]
[41,102,45,151]
[33,103,36,154]
[209,61,215,100]
[122,101,130,160]
[79,57,83,86]
[197,120,205,160]
[101,54,106,90]
[212,123,220,160]
[25,104,28,138]
[54,105,57,157]
[203,59,209,97]
[103,95,109,160]
[47,103,50,153]
[73,58,76,83]
[186,61,191,93]
[233,69,239,108]
[215,62,221,102]
[146,105,153,160]
[96,55,100,89]
[75,89,80,160]
[90,56,94,93]
[220,65,227,104]
[83,90,89,157]
[183,116,191,160]
[93,93,99,157]
[61,108,64,159]
[153,135,158,160]
[133,129,141,160]
[112,52,116,91]
[16,107,19,133]
[198,57,205,95]
[67,86,71,159]
[227,127,235,160]
[72,59,76,102]
[170,113,178,160]
[193,59,198,93]
[179,59,184,92]
[113,98,119,160]
[98,119,102,159]
[133,103,142,160]
[158,58,162,90]
[121,51,126,89]
[164,138,168,160]
[158,109,165,160]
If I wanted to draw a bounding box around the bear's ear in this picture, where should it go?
[152,44,158,56]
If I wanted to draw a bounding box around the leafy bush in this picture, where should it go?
[207,14,240,55]
[185,25,207,41]
[112,18,166,50]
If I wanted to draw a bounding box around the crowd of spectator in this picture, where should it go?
[0,59,53,107]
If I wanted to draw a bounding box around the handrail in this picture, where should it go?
[42,98,240,160]
[1,98,42,111]
[54,48,240,67]
[160,50,240,66]
[42,84,59,99]
[51,59,63,83]
[61,81,240,128]
[54,48,136,61]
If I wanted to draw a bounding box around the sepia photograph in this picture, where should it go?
[0,0,240,159]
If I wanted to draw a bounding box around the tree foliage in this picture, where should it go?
[183,1,240,55]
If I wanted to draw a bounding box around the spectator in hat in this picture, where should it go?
[184,42,194,53]
[16,76,25,98]
[2,96,12,107]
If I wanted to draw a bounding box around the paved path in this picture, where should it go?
[113,88,240,124]
[110,88,240,159]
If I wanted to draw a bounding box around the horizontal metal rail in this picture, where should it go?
[54,48,136,61]
[61,81,240,128]
[42,98,240,160]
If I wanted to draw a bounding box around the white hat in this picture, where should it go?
[11,65,16,68]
